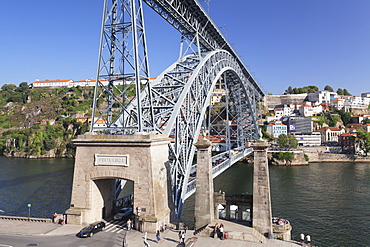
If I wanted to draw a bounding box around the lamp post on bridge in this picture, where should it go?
[27,203,31,221]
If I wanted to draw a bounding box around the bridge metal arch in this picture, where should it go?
[142,49,261,216]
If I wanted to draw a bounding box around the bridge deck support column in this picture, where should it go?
[194,138,214,230]
[252,141,273,238]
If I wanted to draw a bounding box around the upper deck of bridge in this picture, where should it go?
[144,0,264,97]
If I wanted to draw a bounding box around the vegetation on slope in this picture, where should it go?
[0,83,93,157]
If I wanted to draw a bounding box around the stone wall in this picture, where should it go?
[269,152,308,166]
[305,152,370,163]
[263,94,308,110]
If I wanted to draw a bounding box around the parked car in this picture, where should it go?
[77,221,105,237]
[113,207,133,220]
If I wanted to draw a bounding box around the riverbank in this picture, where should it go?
[302,146,370,163]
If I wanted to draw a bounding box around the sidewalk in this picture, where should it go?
[0,220,82,236]
[126,229,301,247]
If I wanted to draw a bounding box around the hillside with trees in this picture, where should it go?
[284,85,351,96]
[0,83,94,158]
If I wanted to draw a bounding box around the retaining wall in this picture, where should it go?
[0,215,52,223]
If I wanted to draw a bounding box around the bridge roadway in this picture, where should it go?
[143,0,264,97]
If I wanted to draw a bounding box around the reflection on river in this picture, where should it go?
[0,156,369,246]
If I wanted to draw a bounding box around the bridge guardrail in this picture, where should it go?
[185,148,253,199]
[0,215,52,223]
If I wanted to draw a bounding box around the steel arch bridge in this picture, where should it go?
[90,0,265,218]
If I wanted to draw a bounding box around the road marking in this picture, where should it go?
[104,220,128,234]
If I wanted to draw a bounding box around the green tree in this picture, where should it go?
[362,119,370,124]
[326,114,340,127]
[277,134,298,148]
[324,85,334,92]
[285,86,293,94]
[1,84,16,91]
[288,85,318,94]
[337,88,344,95]
[356,129,370,156]
[338,110,352,126]
[343,89,351,96]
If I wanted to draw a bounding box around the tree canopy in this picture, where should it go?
[337,88,351,96]
[362,119,370,124]
[285,85,318,94]
[356,129,370,156]
[324,85,334,92]
[276,134,298,148]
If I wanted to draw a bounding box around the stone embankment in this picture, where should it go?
[266,146,370,165]
[269,152,308,166]
[301,146,370,163]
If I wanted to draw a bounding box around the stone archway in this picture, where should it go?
[66,132,171,233]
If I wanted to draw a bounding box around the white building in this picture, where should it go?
[274,104,294,117]
[316,127,345,143]
[293,132,322,147]
[267,121,288,138]
[299,103,324,117]
[307,90,338,104]
[330,98,345,109]
[32,77,157,89]
[343,96,370,110]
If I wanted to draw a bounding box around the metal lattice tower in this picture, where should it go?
[91,0,265,218]
[91,0,154,133]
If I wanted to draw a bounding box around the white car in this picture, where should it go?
[113,207,133,220]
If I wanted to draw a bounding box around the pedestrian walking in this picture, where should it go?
[300,233,305,245]
[156,230,161,243]
[126,218,132,230]
[181,231,186,243]
[178,231,182,243]
[306,234,311,246]
[52,213,57,223]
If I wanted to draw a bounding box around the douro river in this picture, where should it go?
[0,156,369,246]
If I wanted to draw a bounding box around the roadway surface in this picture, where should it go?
[0,219,301,247]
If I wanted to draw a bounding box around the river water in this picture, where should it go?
[0,156,369,246]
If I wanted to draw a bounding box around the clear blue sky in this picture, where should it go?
[1,0,369,96]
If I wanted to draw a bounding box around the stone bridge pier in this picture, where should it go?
[65,132,170,233]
